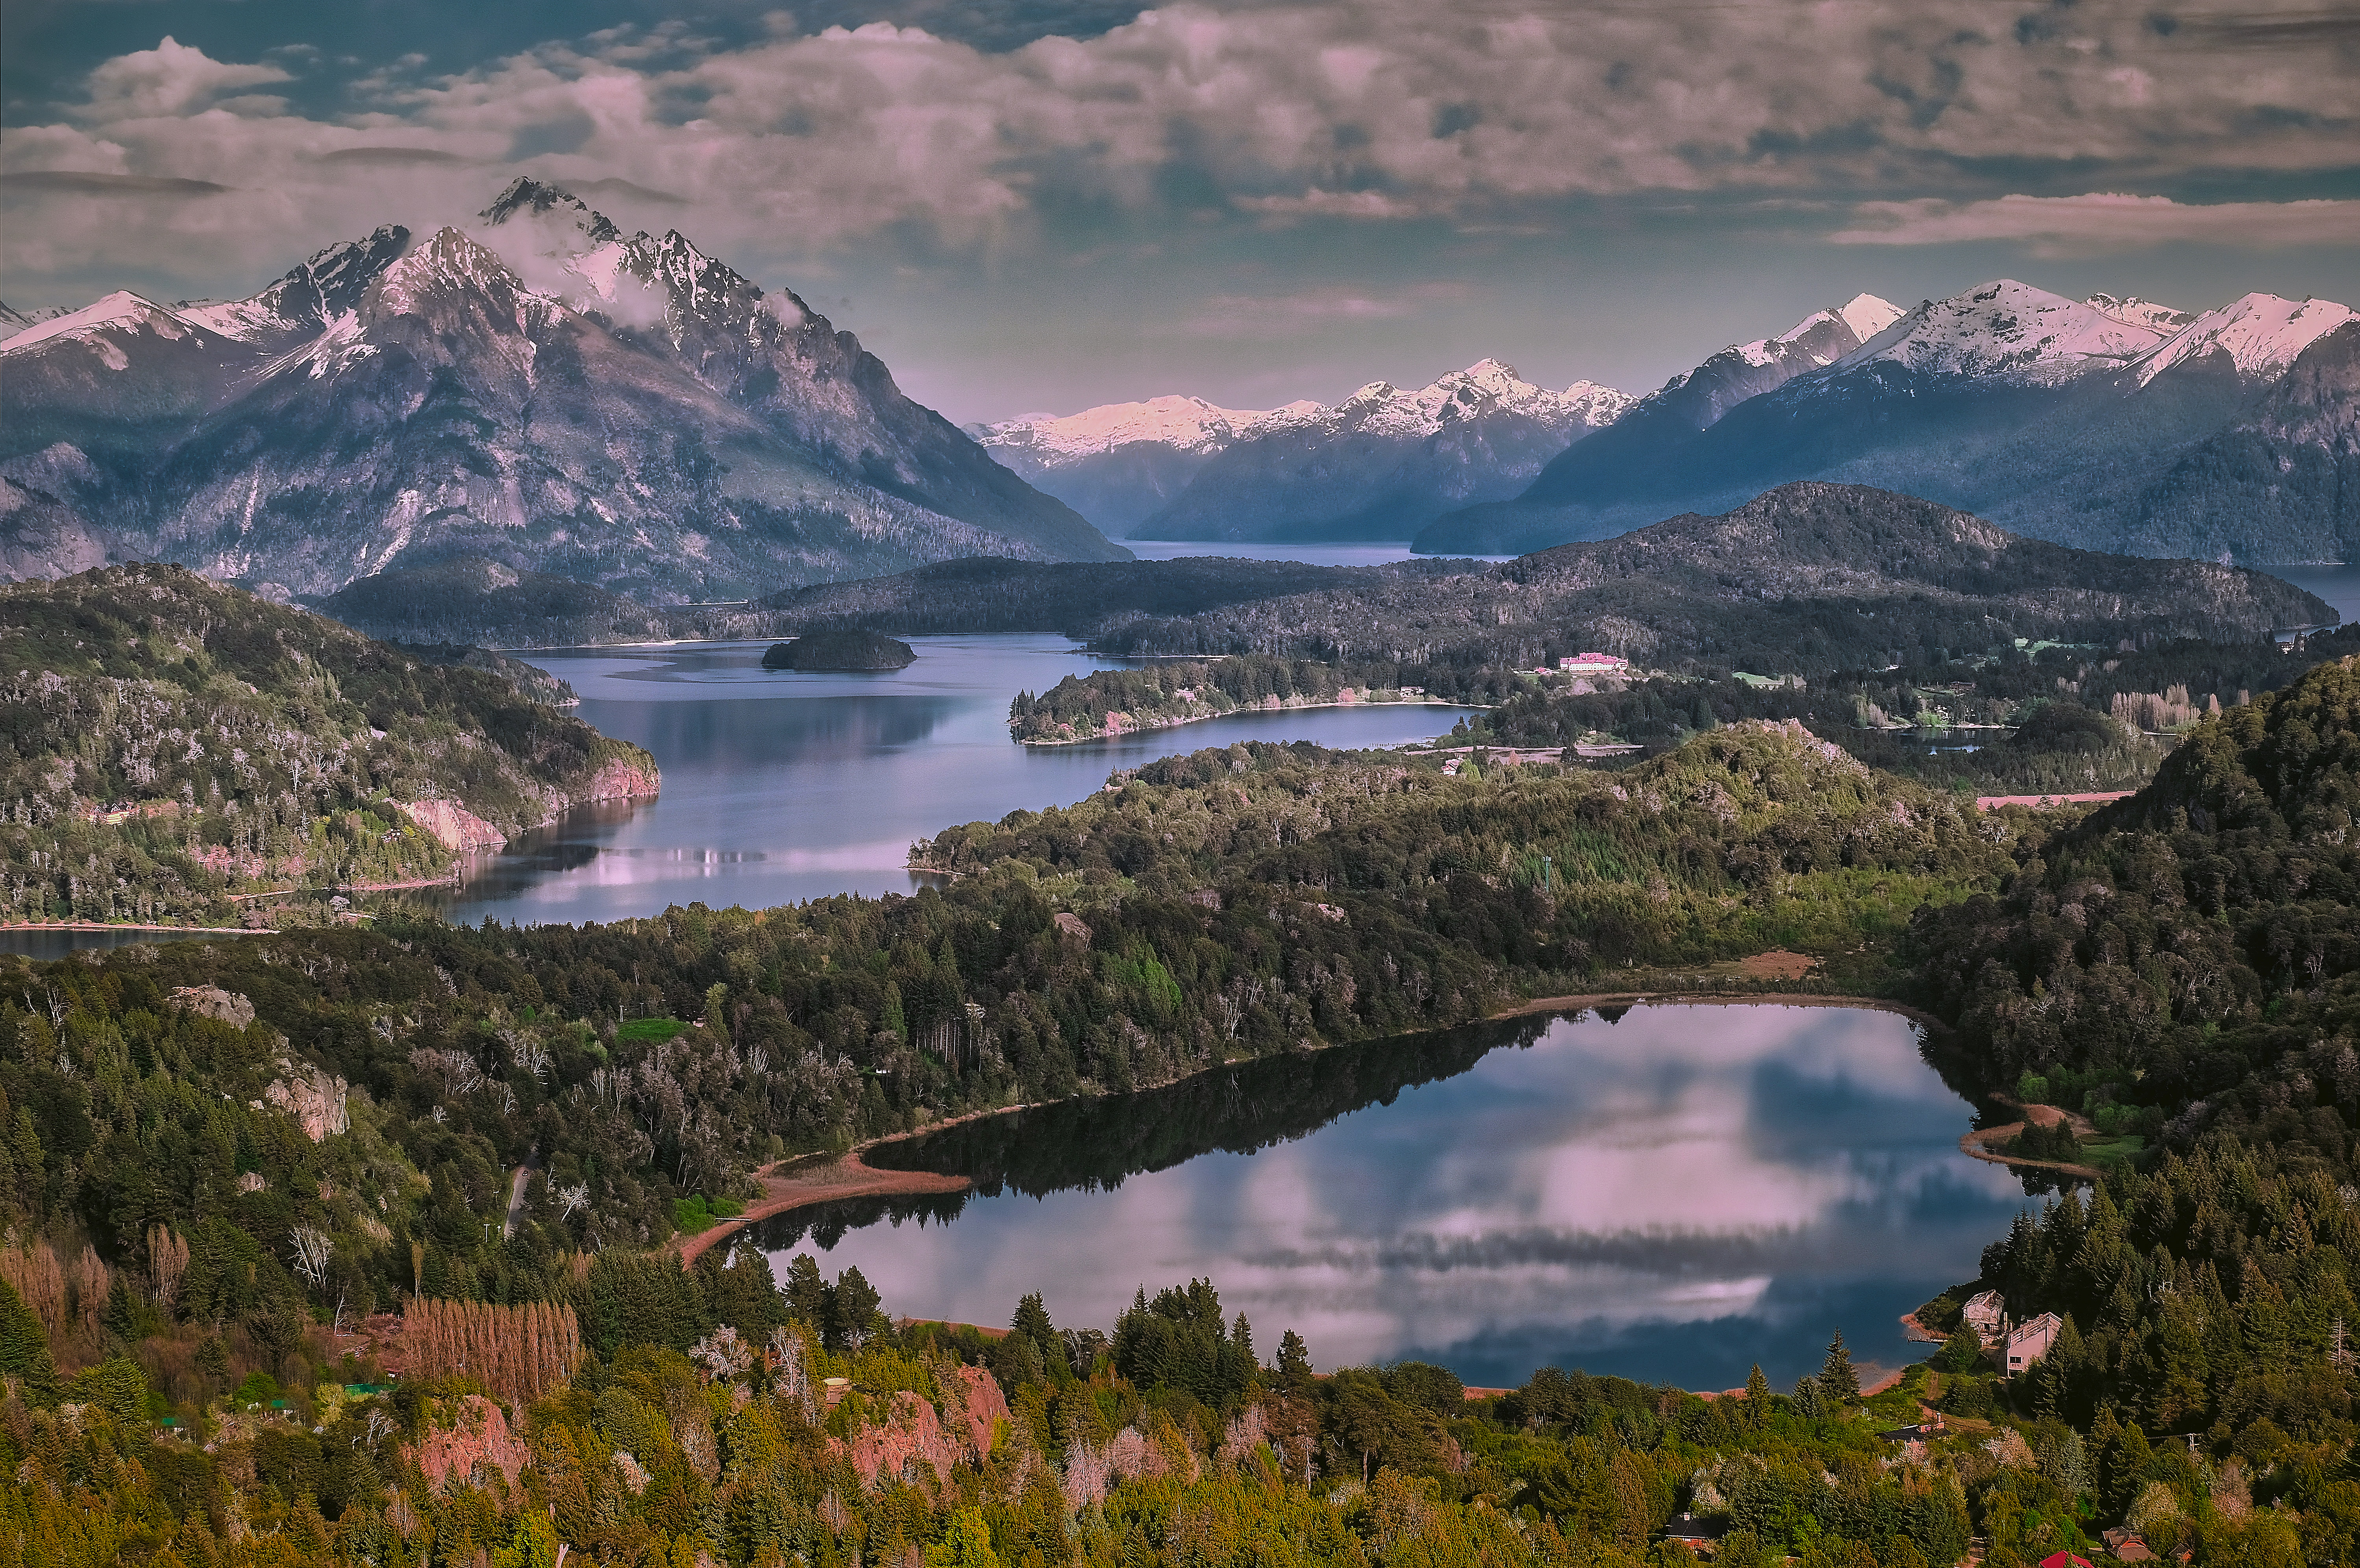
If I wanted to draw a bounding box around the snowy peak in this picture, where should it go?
[479,178,620,246]
[988,360,1629,468]
[1735,294,1903,371]
[0,301,70,345]
[1839,279,2174,384]
[1836,293,1905,343]
[2086,293,2194,333]
[1338,358,1628,438]
[183,225,413,344]
[0,291,213,358]
[368,227,548,324]
[978,396,1285,461]
[2132,292,2360,387]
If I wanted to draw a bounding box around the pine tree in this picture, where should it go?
[1820,1328,1860,1403]
[1012,1292,1057,1359]
[1277,1329,1312,1390]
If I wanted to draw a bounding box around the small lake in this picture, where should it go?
[418,636,1479,928]
[759,1002,2033,1392]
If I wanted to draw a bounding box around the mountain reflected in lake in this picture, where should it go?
[761,1003,2033,1392]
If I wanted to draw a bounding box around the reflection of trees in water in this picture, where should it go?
[864,1013,1557,1196]
[756,1191,970,1252]
[598,694,964,773]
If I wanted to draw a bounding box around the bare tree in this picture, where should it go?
[554,1182,590,1222]
[291,1226,333,1295]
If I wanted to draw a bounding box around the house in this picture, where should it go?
[2102,1527,2156,1562]
[2037,1554,2093,1568]
[1962,1290,2006,1342]
[1662,1514,1727,1556]
[1558,652,1631,675]
[2004,1312,2064,1376]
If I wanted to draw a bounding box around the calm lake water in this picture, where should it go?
[416,636,1479,928]
[759,1002,2032,1392]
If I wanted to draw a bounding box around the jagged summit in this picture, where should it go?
[1838,279,2175,383]
[479,177,621,244]
[0,181,1125,596]
[2086,292,2195,333]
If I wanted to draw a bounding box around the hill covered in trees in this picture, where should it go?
[31,636,2360,1562]
[763,629,918,671]
[1009,655,1444,744]
[0,564,656,926]
[1079,485,2328,673]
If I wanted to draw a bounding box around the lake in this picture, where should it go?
[758,1001,2033,1393]
[416,635,1480,929]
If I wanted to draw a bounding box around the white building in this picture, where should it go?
[2003,1311,2062,1376]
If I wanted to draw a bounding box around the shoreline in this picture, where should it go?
[1012,695,1463,747]
[0,921,271,935]
[1494,988,1951,1036]
[674,1150,973,1266]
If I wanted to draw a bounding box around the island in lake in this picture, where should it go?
[1009,653,1449,745]
[763,628,918,670]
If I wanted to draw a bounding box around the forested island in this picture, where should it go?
[13,515,2360,1563]
[763,629,918,671]
[1009,655,1447,744]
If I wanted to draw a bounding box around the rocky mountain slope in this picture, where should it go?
[1418,281,2360,562]
[980,361,1629,542]
[0,181,1124,601]
[0,564,657,925]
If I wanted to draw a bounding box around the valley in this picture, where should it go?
[8,177,2360,1568]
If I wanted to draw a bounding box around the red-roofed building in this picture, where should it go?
[2038,1553,2094,1568]
[1558,653,1631,675]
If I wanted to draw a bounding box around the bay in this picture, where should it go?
[759,1001,2032,1393]
[425,635,1479,929]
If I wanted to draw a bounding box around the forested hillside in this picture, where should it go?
[1009,656,1444,744]
[1464,622,2360,797]
[25,637,2360,1562]
[0,565,656,926]
[1083,486,2325,672]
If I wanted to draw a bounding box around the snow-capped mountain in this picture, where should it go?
[983,396,1312,462]
[1416,278,2360,564]
[2125,320,2360,561]
[973,395,1318,534]
[1411,293,1901,552]
[1836,280,2175,384]
[994,360,1632,543]
[2129,293,2358,387]
[0,180,1124,598]
[0,301,70,344]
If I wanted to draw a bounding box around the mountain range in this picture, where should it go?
[977,361,1630,542]
[0,179,1126,599]
[1416,280,2358,562]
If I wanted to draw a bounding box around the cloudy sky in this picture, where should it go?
[4,0,2356,423]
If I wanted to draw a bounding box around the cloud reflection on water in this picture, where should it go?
[769,1004,2033,1390]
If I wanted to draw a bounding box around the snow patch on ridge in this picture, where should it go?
[0,291,189,355]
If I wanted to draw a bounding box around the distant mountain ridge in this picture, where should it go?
[1104,482,2333,671]
[0,180,1126,599]
[979,360,1631,542]
[1417,279,2360,563]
